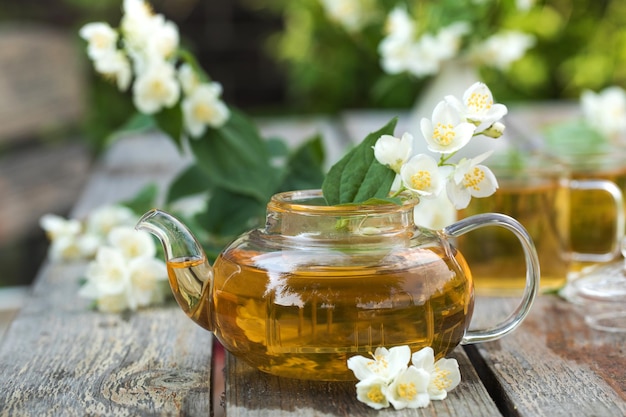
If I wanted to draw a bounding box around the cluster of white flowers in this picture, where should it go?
[581,86,626,141]
[347,346,461,410]
[40,205,169,313]
[79,0,229,138]
[374,82,506,210]
[378,6,535,78]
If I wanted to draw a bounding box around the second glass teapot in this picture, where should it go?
[137,190,539,381]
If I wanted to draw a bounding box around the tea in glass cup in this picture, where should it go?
[561,151,626,269]
[457,156,623,295]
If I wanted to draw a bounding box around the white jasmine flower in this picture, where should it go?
[383,7,415,41]
[86,205,137,237]
[133,60,180,114]
[446,151,498,209]
[406,34,446,77]
[76,233,102,259]
[121,0,156,49]
[434,22,470,60]
[386,366,431,409]
[581,86,626,139]
[318,0,376,33]
[378,7,416,74]
[355,377,390,410]
[127,256,167,308]
[446,82,508,130]
[411,347,461,400]
[40,214,82,240]
[400,154,444,198]
[471,30,535,71]
[182,82,230,137]
[379,36,414,75]
[178,63,201,95]
[373,133,413,173]
[420,100,476,153]
[347,345,411,383]
[82,247,130,297]
[93,49,132,91]
[413,186,457,229]
[147,16,179,59]
[108,226,156,260]
[48,235,84,262]
[123,0,153,21]
[79,22,118,61]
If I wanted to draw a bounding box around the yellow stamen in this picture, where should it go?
[432,123,455,146]
[367,385,386,403]
[397,382,417,400]
[463,167,485,190]
[466,92,493,113]
[193,103,216,122]
[410,170,432,191]
[432,366,452,390]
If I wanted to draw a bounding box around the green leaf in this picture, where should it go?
[154,103,184,149]
[322,118,398,205]
[265,137,290,159]
[166,164,214,204]
[279,134,326,192]
[198,187,265,237]
[189,109,281,203]
[121,183,159,214]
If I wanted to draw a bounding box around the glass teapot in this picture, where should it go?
[137,190,539,381]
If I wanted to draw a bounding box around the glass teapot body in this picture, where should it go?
[139,190,539,381]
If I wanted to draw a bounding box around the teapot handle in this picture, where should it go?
[443,213,540,344]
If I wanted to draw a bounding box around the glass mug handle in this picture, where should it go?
[569,179,625,263]
[443,213,540,344]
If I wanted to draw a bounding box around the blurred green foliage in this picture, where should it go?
[247,0,626,112]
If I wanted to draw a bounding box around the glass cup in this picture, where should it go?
[558,150,626,270]
[573,239,626,332]
[457,156,624,296]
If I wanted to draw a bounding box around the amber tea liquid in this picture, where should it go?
[458,177,570,295]
[167,246,474,381]
[569,165,626,270]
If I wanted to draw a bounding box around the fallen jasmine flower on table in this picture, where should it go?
[411,347,461,400]
[79,227,168,313]
[347,346,461,409]
[40,204,170,313]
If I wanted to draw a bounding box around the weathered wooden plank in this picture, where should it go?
[220,347,502,417]
[0,132,212,416]
[0,262,213,417]
[469,295,626,417]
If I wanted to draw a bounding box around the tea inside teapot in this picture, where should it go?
[138,189,539,381]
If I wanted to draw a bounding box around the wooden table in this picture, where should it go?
[1,114,625,416]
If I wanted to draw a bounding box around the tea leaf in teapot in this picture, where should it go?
[322,117,398,205]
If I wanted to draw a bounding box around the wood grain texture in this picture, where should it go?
[0,263,213,417]
[0,132,211,416]
[221,347,502,417]
[470,295,626,417]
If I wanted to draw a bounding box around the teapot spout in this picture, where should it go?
[136,209,214,331]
